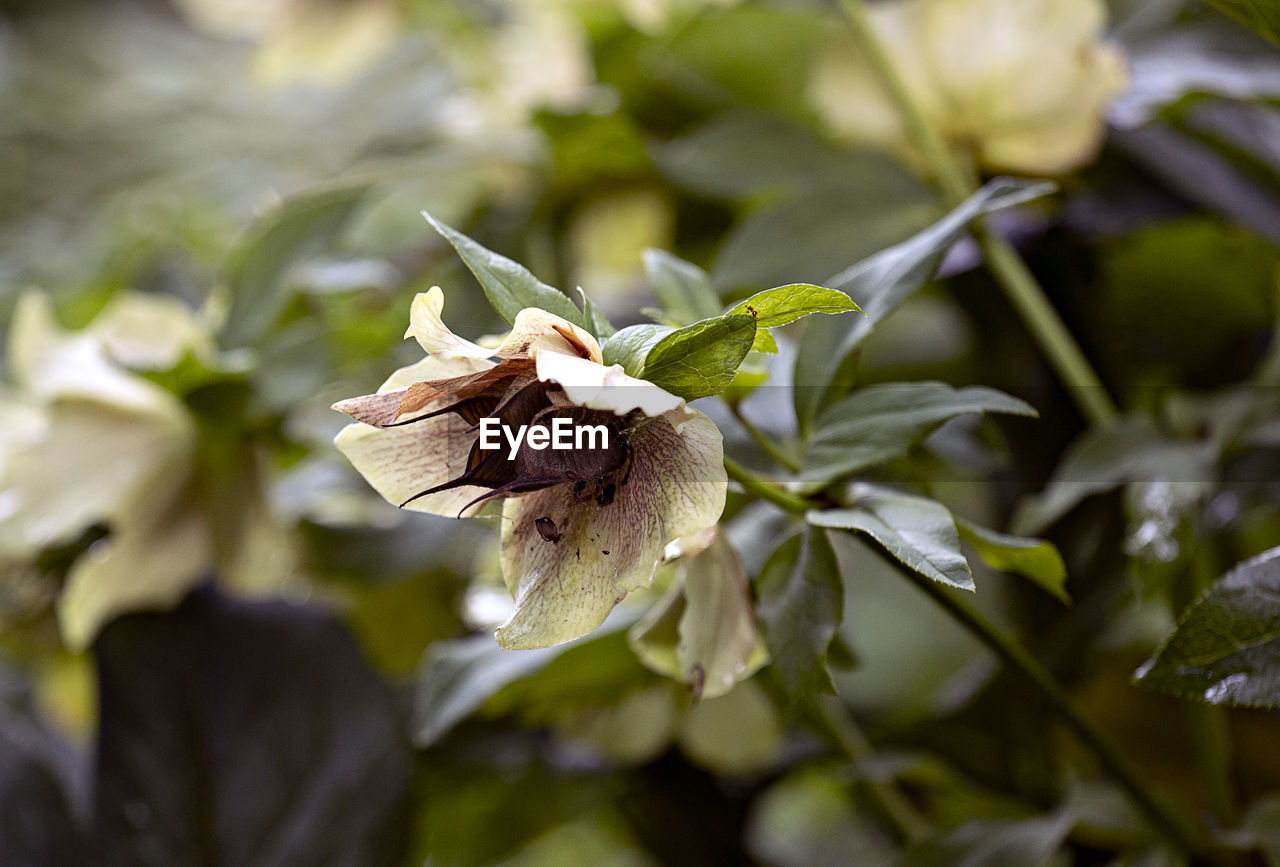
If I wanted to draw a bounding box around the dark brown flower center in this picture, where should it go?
[398,374,635,515]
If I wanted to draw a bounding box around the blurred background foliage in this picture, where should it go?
[2,0,1280,864]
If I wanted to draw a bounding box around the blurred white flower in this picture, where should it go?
[811,0,1127,175]
[173,0,400,87]
[0,292,211,649]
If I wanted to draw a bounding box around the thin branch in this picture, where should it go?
[726,400,802,473]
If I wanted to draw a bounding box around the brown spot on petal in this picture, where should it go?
[535,516,561,543]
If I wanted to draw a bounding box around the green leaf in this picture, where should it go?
[808,485,974,591]
[750,328,778,354]
[574,285,616,338]
[421,210,587,329]
[221,183,369,347]
[664,6,826,121]
[600,323,672,376]
[643,249,723,326]
[1204,0,1280,44]
[793,177,1055,434]
[639,313,758,400]
[755,528,843,703]
[955,518,1069,603]
[1011,416,1217,536]
[728,283,861,328]
[801,382,1037,488]
[412,634,566,747]
[902,814,1073,867]
[1137,547,1280,707]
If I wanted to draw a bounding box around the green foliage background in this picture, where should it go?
[3,0,1280,864]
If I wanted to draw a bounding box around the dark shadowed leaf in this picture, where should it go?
[1011,416,1217,536]
[1204,0,1280,44]
[793,178,1054,433]
[901,813,1073,867]
[640,314,758,400]
[808,485,974,591]
[93,586,413,867]
[655,113,862,201]
[1137,547,1280,707]
[643,249,723,326]
[746,766,897,866]
[728,284,861,328]
[412,634,565,747]
[221,184,369,347]
[755,529,843,703]
[956,518,1069,603]
[413,613,639,746]
[574,286,616,339]
[0,701,82,865]
[422,211,587,329]
[801,382,1036,488]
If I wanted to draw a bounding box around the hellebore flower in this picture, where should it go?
[810,0,1127,175]
[333,288,727,649]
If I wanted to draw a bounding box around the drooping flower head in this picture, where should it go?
[333,288,727,649]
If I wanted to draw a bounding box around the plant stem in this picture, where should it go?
[893,563,1209,853]
[723,456,810,513]
[974,230,1119,426]
[813,695,931,844]
[837,0,1119,428]
[726,401,802,473]
[725,455,1210,852]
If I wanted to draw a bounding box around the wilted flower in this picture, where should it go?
[333,288,727,649]
[811,0,1127,175]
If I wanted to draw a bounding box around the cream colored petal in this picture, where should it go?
[407,286,600,364]
[495,410,726,648]
[251,0,398,88]
[89,290,213,371]
[535,350,686,420]
[497,309,602,363]
[0,399,194,558]
[663,526,718,562]
[809,0,941,152]
[0,396,46,474]
[979,107,1109,175]
[406,287,496,362]
[333,414,488,518]
[58,495,210,651]
[674,532,769,699]
[8,291,182,415]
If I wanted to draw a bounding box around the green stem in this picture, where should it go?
[837,0,1119,428]
[893,564,1209,853]
[725,454,1210,852]
[974,231,1119,426]
[813,696,931,844]
[726,401,801,473]
[723,456,810,513]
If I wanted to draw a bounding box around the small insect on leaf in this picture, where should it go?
[535,516,562,543]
